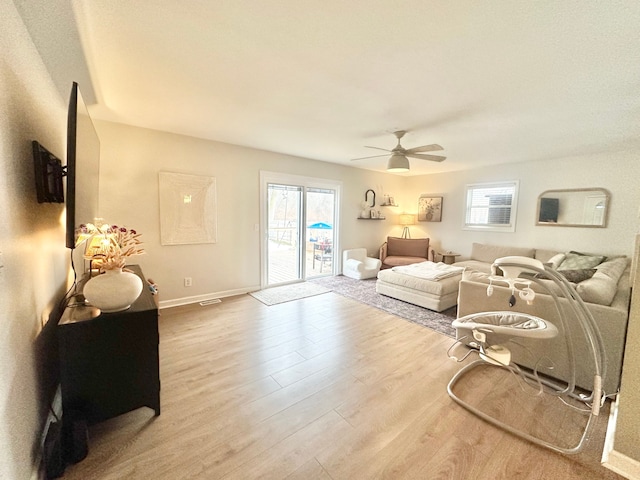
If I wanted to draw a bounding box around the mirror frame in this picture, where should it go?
[536,188,610,228]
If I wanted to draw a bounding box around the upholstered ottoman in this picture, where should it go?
[376,263,462,312]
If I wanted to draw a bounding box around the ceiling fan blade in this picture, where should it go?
[406,153,447,162]
[404,144,444,154]
[364,146,392,152]
[350,153,389,161]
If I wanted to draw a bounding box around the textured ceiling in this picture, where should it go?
[18,0,640,175]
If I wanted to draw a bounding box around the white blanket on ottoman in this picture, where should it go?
[392,261,464,281]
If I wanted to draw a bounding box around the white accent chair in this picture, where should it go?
[342,248,382,280]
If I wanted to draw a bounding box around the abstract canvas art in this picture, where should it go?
[159,172,218,245]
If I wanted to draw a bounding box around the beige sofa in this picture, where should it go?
[453,243,630,394]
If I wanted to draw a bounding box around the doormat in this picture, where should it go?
[249,282,331,306]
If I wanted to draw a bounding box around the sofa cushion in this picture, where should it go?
[576,257,629,306]
[558,251,605,270]
[383,256,430,268]
[453,260,493,274]
[596,256,629,278]
[470,243,535,263]
[558,269,596,284]
[386,237,429,258]
[537,251,565,269]
[534,249,563,264]
[575,277,617,306]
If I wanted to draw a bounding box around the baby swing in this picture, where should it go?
[447,256,607,454]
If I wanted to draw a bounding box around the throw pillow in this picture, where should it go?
[546,253,566,270]
[534,249,563,263]
[558,269,596,283]
[595,256,628,281]
[557,252,605,270]
[576,276,617,306]
[575,258,629,306]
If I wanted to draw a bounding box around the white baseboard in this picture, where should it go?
[602,395,640,479]
[603,450,640,479]
[158,285,260,309]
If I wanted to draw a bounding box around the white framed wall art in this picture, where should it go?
[159,172,218,245]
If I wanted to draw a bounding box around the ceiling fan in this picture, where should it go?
[351,130,446,172]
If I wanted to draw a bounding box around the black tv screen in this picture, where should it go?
[66,82,100,249]
[539,197,559,223]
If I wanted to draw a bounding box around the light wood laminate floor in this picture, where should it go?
[61,291,621,479]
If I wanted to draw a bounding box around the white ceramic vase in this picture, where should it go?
[83,268,143,313]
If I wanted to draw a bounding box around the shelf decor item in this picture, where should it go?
[79,222,146,312]
[360,200,370,219]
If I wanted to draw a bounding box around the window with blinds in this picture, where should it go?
[464,181,519,232]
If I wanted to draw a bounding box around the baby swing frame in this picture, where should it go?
[447,256,607,454]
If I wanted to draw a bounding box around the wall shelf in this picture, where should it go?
[357,217,385,220]
[379,203,398,207]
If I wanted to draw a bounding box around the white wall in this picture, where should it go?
[95,120,640,305]
[93,120,406,304]
[405,153,640,258]
[0,1,70,478]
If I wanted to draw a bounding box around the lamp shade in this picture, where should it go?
[399,214,415,226]
[387,153,409,172]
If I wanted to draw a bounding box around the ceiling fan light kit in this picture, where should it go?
[387,153,410,172]
[351,130,446,173]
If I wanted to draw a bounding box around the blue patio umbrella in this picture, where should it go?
[308,222,332,242]
[308,222,332,230]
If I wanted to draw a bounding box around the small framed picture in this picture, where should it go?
[418,195,442,222]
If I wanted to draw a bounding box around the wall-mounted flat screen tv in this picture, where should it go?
[538,197,560,223]
[66,82,101,249]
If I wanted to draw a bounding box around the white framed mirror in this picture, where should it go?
[536,188,610,228]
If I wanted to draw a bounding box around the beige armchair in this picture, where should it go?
[379,236,434,269]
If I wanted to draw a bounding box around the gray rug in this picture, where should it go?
[249,282,331,305]
[311,275,457,337]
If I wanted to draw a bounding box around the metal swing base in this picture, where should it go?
[447,357,600,455]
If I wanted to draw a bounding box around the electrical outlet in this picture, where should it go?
[184,277,192,287]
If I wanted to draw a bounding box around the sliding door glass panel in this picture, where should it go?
[305,188,336,279]
[267,184,302,285]
[261,172,342,288]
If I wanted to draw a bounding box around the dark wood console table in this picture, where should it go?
[58,265,160,430]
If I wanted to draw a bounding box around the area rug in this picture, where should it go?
[249,282,331,306]
[311,275,456,337]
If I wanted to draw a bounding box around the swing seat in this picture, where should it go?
[452,311,558,340]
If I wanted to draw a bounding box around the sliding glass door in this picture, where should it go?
[261,172,341,288]
[305,188,336,279]
[266,184,303,285]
